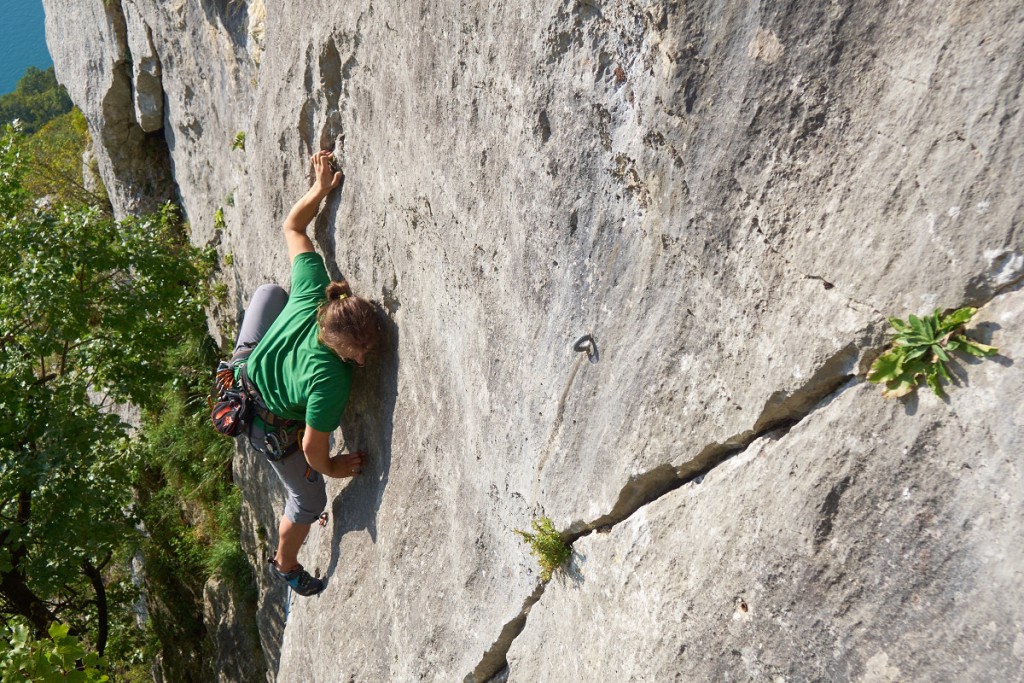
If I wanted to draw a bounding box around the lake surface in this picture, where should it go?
[0,0,53,95]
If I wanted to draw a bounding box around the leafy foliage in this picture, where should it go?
[515,517,571,582]
[0,619,109,682]
[22,108,110,212]
[0,123,216,662]
[0,66,108,213]
[0,67,74,135]
[867,307,998,398]
[1,118,254,679]
[231,131,245,151]
[131,333,251,682]
[137,335,246,580]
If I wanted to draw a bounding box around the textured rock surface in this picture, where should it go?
[203,577,266,683]
[123,1,164,133]
[42,0,1023,680]
[43,0,175,216]
[507,288,1024,682]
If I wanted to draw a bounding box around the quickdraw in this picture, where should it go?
[210,361,250,437]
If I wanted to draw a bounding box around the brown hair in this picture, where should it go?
[317,280,383,360]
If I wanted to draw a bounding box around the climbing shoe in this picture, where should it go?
[269,559,325,596]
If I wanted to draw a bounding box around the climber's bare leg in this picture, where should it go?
[275,517,311,573]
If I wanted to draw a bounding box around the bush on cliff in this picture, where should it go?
[515,517,572,582]
[22,107,111,212]
[132,334,255,682]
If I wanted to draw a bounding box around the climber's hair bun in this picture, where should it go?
[325,280,353,301]
[318,280,383,360]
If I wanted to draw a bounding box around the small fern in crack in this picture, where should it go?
[515,517,571,582]
[868,307,997,398]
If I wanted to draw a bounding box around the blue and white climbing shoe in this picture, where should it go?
[269,558,325,597]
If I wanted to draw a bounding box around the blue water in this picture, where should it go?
[0,0,53,95]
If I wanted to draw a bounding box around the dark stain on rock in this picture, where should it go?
[199,0,249,48]
[319,39,343,105]
[683,73,699,114]
[537,109,552,143]
[814,475,852,550]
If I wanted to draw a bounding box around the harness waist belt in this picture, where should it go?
[238,364,300,430]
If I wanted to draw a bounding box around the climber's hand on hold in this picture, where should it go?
[284,151,343,261]
[311,149,343,197]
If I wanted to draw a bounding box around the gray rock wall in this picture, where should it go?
[507,288,1024,682]
[43,0,1023,680]
[43,0,176,216]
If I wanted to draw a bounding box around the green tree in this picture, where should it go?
[0,67,74,135]
[23,108,110,212]
[0,619,109,682]
[0,124,216,657]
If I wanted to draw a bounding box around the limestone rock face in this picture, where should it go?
[42,0,175,216]
[122,1,164,133]
[42,0,1023,681]
[507,288,1024,682]
[203,577,266,683]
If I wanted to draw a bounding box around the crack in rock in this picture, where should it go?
[464,585,545,683]
[579,341,860,536]
[465,345,860,683]
[468,280,1015,682]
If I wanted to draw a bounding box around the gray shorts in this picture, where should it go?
[268,449,327,525]
[234,284,327,525]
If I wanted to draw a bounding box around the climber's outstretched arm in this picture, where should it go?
[283,150,343,262]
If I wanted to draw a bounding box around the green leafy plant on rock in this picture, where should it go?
[515,517,571,582]
[212,281,229,303]
[868,307,997,398]
[213,206,226,231]
[231,131,246,151]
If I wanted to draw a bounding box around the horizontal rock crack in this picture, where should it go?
[464,345,860,683]
[467,276,1018,682]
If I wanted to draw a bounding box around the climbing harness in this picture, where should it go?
[237,363,303,461]
[210,359,302,461]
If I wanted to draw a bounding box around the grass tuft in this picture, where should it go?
[515,516,571,582]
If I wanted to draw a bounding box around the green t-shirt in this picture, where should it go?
[246,252,352,432]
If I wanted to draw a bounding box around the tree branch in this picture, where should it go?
[81,559,108,656]
[0,488,57,638]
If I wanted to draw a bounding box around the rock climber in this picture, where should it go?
[229,149,382,596]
